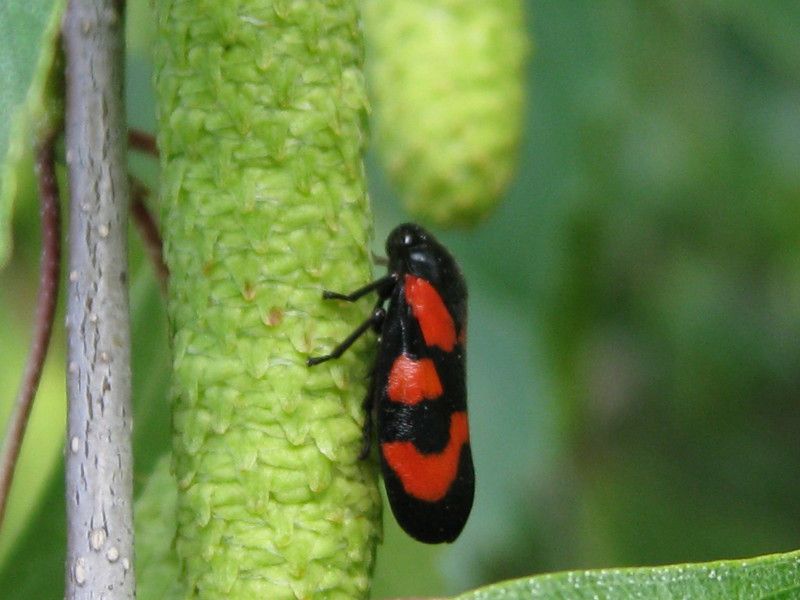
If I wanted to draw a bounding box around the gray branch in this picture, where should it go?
[63,0,135,598]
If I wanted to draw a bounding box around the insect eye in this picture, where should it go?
[403,233,414,246]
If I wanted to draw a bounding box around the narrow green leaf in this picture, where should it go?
[135,454,181,600]
[0,293,65,567]
[0,0,65,267]
[457,551,800,599]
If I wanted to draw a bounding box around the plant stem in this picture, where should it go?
[0,131,61,532]
[63,0,135,597]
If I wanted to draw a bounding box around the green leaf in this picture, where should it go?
[0,0,65,267]
[0,310,65,568]
[456,551,800,599]
[761,586,800,600]
[135,454,182,600]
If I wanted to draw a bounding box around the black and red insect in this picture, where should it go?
[308,223,474,544]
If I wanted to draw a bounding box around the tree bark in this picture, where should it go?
[63,0,135,597]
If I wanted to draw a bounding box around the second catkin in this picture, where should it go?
[363,0,530,227]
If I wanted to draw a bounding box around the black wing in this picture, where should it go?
[374,275,473,544]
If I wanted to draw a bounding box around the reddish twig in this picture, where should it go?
[128,128,158,157]
[130,176,168,292]
[127,127,167,289]
[0,132,61,530]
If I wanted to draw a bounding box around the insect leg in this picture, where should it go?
[306,306,386,366]
[322,273,396,302]
[370,251,388,267]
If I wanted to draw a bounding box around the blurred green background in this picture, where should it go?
[2,1,800,598]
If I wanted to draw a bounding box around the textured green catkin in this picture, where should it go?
[363,0,529,227]
[152,1,381,597]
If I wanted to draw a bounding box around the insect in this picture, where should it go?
[307,223,474,543]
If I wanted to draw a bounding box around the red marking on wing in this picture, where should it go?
[404,275,456,351]
[387,355,443,405]
[381,412,469,502]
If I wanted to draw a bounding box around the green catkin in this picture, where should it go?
[152,1,380,598]
[363,0,529,227]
